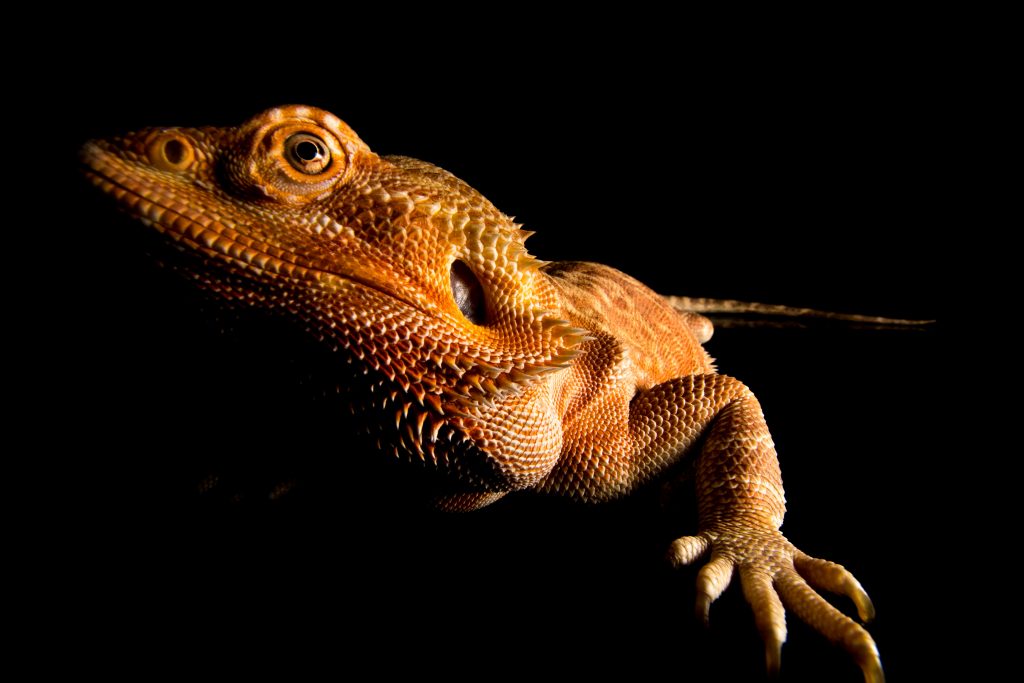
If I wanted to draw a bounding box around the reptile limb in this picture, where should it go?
[81,105,886,681]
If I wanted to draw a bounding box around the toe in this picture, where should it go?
[775,566,884,683]
[740,568,787,676]
[695,554,735,626]
[667,533,712,567]
[794,551,876,622]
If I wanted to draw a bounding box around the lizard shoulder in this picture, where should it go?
[542,261,715,388]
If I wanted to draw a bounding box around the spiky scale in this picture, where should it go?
[82,105,888,682]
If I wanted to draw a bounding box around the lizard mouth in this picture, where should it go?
[80,141,426,314]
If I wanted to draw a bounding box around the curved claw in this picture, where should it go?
[862,659,886,683]
[667,534,734,627]
[740,569,786,676]
[776,567,884,683]
[695,555,734,626]
[795,551,876,622]
[668,530,883,682]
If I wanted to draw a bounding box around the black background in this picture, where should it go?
[35,15,944,682]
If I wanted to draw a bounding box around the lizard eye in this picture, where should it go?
[231,113,351,205]
[450,260,486,325]
[285,133,331,174]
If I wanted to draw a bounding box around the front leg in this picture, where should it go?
[632,375,883,682]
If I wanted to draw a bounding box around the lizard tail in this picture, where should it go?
[664,296,934,329]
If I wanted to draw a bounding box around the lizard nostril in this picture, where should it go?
[450,260,486,325]
[146,133,195,172]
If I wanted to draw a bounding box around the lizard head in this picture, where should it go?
[81,104,585,413]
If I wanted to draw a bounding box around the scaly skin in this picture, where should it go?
[81,105,883,681]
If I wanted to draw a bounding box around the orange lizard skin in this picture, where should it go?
[81,105,884,681]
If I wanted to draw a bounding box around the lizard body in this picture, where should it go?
[81,105,883,681]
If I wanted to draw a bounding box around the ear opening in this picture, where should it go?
[450,260,487,325]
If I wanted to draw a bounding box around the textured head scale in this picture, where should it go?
[82,105,584,491]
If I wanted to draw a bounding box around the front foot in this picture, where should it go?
[668,525,883,683]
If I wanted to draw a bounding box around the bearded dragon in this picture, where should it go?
[81,105,887,681]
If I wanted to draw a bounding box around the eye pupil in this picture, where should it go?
[294,139,322,161]
[285,133,331,174]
